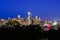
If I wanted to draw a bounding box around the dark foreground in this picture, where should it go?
[0,25,60,40]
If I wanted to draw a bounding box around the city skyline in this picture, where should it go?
[0,11,41,20]
[0,0,60,20]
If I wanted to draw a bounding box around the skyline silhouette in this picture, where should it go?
[0,0,60,20]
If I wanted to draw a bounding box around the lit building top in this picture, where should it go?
[28,12,31,15]
[17,15,20,18]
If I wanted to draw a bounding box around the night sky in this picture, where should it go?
[0,0,60,20]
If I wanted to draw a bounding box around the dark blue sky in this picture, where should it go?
[0,0,60,20]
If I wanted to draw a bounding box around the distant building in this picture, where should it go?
[27,12,31,25]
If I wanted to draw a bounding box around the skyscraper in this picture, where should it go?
[27,12,31,25]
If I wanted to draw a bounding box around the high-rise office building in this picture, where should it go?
[27,12,31,25]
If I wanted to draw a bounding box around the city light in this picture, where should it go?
[38,17,41,20]
[17,15,20,18]
[28,12,31,15]
[35,16,38,19]
[53,21,58,25]
[8,17,11,20]
[1,19,4,21]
